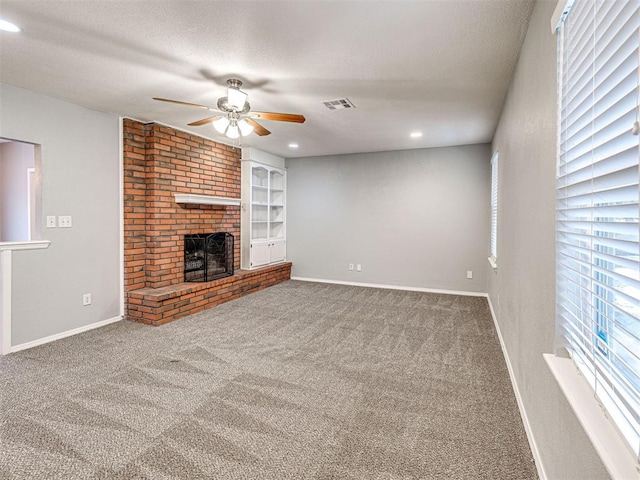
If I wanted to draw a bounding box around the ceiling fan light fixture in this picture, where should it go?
[237,119,254,136]
[226,121,240,139]
[228,87,248,110]
[213,116,230,134]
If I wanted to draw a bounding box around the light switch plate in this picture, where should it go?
[46,216,56,228]
[58,216,72,228]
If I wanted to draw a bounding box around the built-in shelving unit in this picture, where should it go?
[241,159,286,269]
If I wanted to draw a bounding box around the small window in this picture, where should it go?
[489,151,498,269]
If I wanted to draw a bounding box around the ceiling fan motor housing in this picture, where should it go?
[217,96,250,114]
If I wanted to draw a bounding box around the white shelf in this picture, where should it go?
[174,194,240,206]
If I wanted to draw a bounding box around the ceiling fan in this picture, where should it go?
[153,79,305,139]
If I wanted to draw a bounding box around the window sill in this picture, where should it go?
[0,240,50,252]
[543,354,639,479]
[488,256,497,271]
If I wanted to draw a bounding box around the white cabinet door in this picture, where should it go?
[251,242,271,268]
[270,240,286,263]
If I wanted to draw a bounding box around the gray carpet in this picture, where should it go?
[0,280,538,479]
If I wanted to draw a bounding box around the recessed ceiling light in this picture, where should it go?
[288,143,299,148]
[0,18,21,33]
[410,132,423,138]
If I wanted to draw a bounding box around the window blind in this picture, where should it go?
[490,152,498,261]
[557,0,640,458]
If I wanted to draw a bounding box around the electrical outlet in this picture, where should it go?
[82,293,91,306]
[58,216,72,228]
[46,216,56,228]
[356,264,362,272]
[349,263,354,271]
[467,270,473,279]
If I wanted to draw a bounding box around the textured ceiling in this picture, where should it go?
[0,0,535,159]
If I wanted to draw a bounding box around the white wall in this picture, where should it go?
[0,142,35,242]
[489,1,609,478]
[0,83,121,346]
[286,145,490,293]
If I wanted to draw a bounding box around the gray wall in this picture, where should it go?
[489,1,608,478]
[286,145,490,293]
[0,83,121,346]
[0,142,35,242]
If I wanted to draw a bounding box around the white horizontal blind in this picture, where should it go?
[557,0,640,459]
[490,152,498,260]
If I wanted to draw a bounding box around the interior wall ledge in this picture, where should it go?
[0,240,51,251]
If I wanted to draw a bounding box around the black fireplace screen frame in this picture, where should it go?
[184,233,234,282]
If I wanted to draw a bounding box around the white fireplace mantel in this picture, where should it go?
[174,194,240,207]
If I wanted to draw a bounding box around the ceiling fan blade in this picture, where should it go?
[246,118,271,136]
[250,111,306,123]
[188,115,220,126]
[153,97,212,110]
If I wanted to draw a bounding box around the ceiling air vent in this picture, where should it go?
[323,98,355,110]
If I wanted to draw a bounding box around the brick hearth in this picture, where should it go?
[128,262,292,325]
[122,119,291,325]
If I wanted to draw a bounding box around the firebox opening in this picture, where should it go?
[184,232,234,282]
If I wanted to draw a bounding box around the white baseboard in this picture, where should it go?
[486,296,547,480]
[290,276,488,297]
[10,315,123,353]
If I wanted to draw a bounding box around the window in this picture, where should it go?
[556,0,639,457]
[489,151,498,268]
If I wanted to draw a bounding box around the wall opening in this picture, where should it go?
[0,139,41,242]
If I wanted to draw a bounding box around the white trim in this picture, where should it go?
[0,240,50,251]
[488,256,497,271]
[550,0,575,34]
[487,295,548,480]
[26,167,35,241]
[241,147,285,168]
[290,276,487,297]
[174,193,240,206]
[544,354,640,480]
[119,117,125,319]
[0,250,12,355]
[10,315,123,353]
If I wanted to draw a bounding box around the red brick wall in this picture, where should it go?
[122,120,242,291]
[123,120,149,292]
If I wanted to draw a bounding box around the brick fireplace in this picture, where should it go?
[122,120,291,325]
